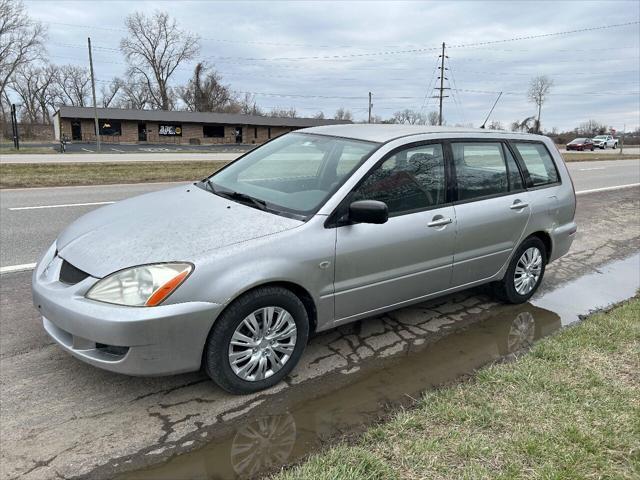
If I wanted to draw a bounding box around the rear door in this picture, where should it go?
[450,141,531,286]
[333,142,455,321]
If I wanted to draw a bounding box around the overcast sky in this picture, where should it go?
[24,0,640,131]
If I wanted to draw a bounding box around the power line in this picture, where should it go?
[40,20,640,62]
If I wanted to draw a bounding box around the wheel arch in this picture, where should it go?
[529,231,552,261]
[199,280,318,371]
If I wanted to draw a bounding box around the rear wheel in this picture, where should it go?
[493,237,546,304]
[204,287,309,394]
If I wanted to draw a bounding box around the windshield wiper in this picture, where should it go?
[217,189,268,211]
[202,178,216,194]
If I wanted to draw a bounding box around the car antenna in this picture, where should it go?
[479,92,503,129]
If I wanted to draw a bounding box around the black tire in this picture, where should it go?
[204,286,309,394]
[493,237,547,304]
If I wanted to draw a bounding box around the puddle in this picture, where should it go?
[119,254,639,480]
[533,253,639,325]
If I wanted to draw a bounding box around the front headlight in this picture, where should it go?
[86,263,193,306]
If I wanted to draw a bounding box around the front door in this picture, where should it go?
[450,141,531,286]
[235,127,243,144]
[138,123,147,142]
[71,121,82,141]
[333,143,455,322]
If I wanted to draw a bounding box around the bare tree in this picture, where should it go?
[114,76,153,110]
[392,108,426,125]
[527,75,553,133]
[178,62,237,112]
[120,11,199,110]
[100,77,124,108]
[487,120,504,130]
[0,0,46,115]
[268,107,297,118]
[426,111,439,126]
[577,119,609,137]
[312,111,325,120]
[53,64,91,107]
[236,93,264,116]
[511,116,537,133]
[334,107,353,121]
[9,62,57,123]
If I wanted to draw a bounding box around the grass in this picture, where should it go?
[0,146,57,154]
[0,161,228,188]
[0,148,637,188]
[560,151,636,162]
[273,298,640,480]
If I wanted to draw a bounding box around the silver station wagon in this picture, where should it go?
[32,125,577,394]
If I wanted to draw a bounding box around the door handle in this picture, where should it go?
[510,201,529,210]
[428,217,452,228]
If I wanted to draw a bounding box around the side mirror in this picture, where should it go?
[349,200,388,224]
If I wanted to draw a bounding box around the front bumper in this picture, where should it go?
[32,245,222,376]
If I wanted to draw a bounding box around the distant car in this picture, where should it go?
[566,138,594,151]
[592,135,618,149]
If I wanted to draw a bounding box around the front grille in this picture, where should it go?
[59,259,90,285]
[96,343,129,357]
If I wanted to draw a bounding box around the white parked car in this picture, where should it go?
[592,135,617,149]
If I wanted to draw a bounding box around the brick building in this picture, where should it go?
[53,106,349,145]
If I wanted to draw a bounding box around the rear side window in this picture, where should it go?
[452,143,508,201]
[513,142,559,186]
[353,143,446,215]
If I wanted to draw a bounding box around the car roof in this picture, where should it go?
[301,124,543,143]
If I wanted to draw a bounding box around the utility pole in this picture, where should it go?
[431,42,449,126]
[10,103,19,150]
[620,124,625,154]
[368,92,373,123]
[87,37,101,152]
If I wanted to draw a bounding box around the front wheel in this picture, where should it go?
[204,287,309,394]
[493,237,547,304]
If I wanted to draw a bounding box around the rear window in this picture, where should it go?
[513,143,559,186]
[452,143,508,201]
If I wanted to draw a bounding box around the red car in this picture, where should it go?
[566,138,595,151]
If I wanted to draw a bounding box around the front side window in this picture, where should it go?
[206,133,378,218]
[452,142,509,201]
[352,144,446,215]
[513,142,559,186]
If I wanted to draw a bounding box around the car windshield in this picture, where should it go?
[593,136,607,139]
[571,138,587,143]
[202,133,379,219]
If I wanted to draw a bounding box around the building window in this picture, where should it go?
[99,119,121,136]
[268,127,271,139]
[203,125,225,138]
[254,127,258,139]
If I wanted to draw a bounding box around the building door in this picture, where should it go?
[235,127,243,144]
[138,123,147,142]
[71,121,82,141]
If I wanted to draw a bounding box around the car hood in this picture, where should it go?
[56,185,303,278]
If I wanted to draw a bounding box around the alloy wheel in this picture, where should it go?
[228,307,297,381]
[514,247,543,295]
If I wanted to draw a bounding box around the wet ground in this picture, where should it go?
[1,187,639,480]
[113,254,640,480]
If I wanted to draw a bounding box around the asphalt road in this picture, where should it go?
[1,158,638,270]
[1,186,638,480]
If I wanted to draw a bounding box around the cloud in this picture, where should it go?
[27,0,640,130]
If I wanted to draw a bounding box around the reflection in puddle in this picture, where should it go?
[121,254,639,480]
[230,414,296,478]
